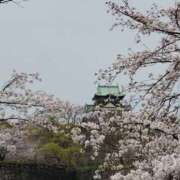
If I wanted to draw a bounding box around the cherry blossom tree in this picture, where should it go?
[72,1,180,180]
[102,0,180,118]
[0,71,82,126]
[0,71,59,124]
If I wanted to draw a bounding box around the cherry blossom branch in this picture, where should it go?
[2,76,19,92]
[107,1,180,37]
[0,117,29,122]
[0,0,26,4]
[0,101,45,108]
[175,5,180,29]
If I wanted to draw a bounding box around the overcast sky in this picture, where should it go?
[0,0,174,104]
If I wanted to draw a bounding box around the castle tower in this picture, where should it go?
[85,85,125,112]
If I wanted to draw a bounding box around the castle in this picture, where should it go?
[85,85,126,112]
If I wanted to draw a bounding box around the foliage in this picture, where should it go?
[26,124,82,167]
[39,142,81,167]
[0,122,12,129]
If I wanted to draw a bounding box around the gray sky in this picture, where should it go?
[0,0,173,104]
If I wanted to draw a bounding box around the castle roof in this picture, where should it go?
[93,85,124,99]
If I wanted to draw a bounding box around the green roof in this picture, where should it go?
[95,85,123,97]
